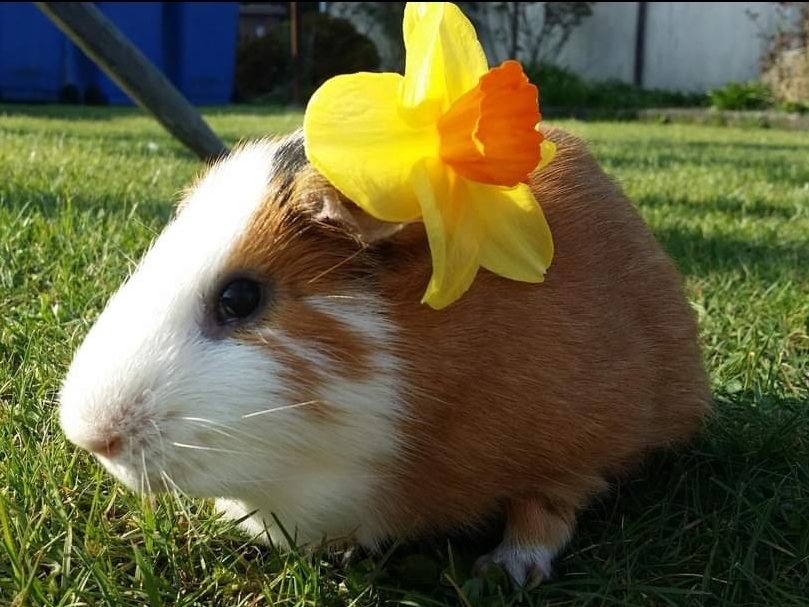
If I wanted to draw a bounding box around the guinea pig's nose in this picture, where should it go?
[76,433,123,458]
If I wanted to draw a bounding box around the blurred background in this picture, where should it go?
[1,2,807,115]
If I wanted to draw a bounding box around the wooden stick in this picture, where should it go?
[36,2,228,162]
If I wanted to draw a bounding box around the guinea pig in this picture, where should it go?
[59,126,710,587]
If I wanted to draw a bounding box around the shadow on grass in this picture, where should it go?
[0,187,175,224]
[0,102,143,121]
[0,103,302,169]
[598,137,809,158]
[678,139,809,156]
[654,224,809,282]
[355,392,809,606]
[0,122,203,160]
[1,116,298,162]
[0,102,301,121]
[599,140,809,188]
[639,192,804,222]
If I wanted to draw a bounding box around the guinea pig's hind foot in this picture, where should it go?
[473,544,555,588]
[473,497,576,589]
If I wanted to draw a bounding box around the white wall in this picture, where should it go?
[641,2,778,91]
[555,2,639,83]
[468,1,640,83]
[329,2,784,92]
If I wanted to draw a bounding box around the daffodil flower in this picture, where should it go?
[304,2,555,309]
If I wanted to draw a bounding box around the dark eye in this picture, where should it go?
[216,278,262,325]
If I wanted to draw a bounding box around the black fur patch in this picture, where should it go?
[273,132,308,195]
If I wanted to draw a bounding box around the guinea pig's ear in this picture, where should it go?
[310,188,408,245]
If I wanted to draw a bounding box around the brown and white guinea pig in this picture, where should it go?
[59,126,710,587]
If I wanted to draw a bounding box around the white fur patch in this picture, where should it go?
[60,141,404,548]
[217,294,403,547]
[61,141,279,479]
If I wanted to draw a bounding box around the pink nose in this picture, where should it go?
[80,434,123,457]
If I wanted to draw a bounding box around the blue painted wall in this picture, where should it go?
[0,2,238,105]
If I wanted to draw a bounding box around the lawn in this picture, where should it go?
[1,104,807,606]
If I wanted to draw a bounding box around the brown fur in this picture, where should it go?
[237,329,342,424]
[226,127,710,551]
[371,126,711,543]
[227,165,379,423]
[504,498,576,549]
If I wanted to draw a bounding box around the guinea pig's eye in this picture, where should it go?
[216,278,262,325]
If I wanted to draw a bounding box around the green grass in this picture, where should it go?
[1,104,808,606]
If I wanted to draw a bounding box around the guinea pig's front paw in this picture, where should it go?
[473,544,555,589]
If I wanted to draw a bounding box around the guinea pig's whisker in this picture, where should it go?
[307,248,363,285]
[241,400,321,419]
[317,294,375,301]
[141,448,153,495]
[160,469,180,495]
[177,416,276,446]
[178,417,242,442]
[148,419,171,473]
[231,472,400,486]
[148,418,162,438]
[160,470,192,519]
[224,477,284,485]
[178,415,220,424]
[148,418,167,448]
[170,442,252,455]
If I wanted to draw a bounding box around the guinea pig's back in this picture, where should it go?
[534,126,710,448]
[377,126,710,536]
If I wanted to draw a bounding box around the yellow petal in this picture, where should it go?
[401,2,489,113]
[468,182,553,282]
[537,139,557,172]
[303,72,437,223]
[412,159,481,309]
